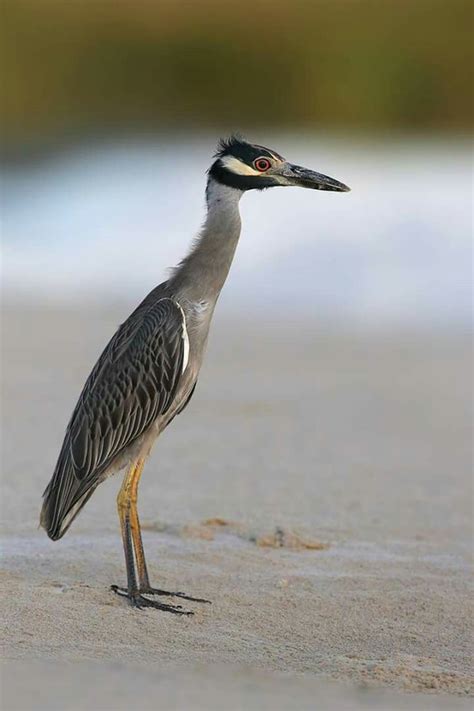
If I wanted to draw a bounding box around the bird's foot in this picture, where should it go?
[110,585,193,614]
[141,586,211,604]
[111,583,211,605]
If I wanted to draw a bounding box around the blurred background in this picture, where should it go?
[1,3,473,700]
[1,0,472,327]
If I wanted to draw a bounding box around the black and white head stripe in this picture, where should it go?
[207,135,351,194]
[214,135,284,163]
[208,135,285,191]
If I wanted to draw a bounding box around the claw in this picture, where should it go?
[110,585,193,614]
[143,587,211,604]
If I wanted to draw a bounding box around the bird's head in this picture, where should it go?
[208,135,350,194]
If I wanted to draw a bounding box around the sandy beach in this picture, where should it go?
[1,304,472,709]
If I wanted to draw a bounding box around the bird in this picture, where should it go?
[40,136,350,613]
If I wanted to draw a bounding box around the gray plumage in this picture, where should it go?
[40,136,349,611]
[41,296,188,539]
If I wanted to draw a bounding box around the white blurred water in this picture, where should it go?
[2,135,472,329]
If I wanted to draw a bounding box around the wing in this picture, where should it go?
[41,297,188,539]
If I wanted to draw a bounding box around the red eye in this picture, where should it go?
[254,158,271,172]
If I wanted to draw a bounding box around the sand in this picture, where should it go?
[1,304,472,709]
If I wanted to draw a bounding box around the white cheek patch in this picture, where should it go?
[221,155,261,176]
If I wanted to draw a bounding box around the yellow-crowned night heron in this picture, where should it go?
[41,136,350,613]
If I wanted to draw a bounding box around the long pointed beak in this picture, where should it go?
[279,163,350,192]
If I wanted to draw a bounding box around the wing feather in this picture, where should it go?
[41,297,187,539]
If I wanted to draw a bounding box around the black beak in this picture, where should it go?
[281,163,350,192]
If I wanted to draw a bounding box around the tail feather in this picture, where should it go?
[40,449,97,540]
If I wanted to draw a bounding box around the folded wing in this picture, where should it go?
[41,297,187,540]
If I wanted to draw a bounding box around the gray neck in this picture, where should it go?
[170,178,243,303]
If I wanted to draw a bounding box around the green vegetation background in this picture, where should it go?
[2,0,473,147]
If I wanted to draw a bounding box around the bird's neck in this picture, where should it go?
[170,178,243,303]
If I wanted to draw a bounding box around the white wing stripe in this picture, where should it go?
[174,301,190,373]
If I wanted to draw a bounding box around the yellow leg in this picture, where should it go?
[116,458,148,590]
[128,459,150,589]
[113,457,210,610]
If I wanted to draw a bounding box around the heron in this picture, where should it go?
[40,136,350,613]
